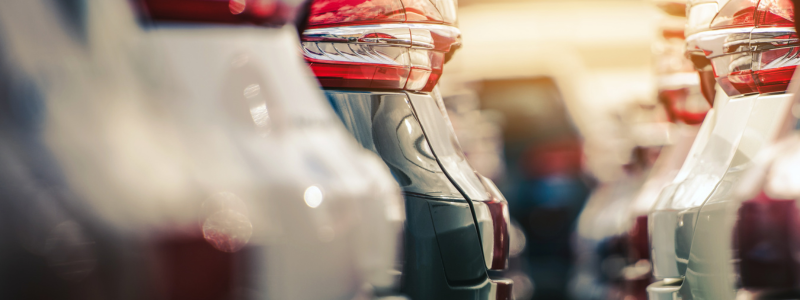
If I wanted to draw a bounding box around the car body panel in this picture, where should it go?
[325,89,508,299]
[650,89,752,280]
[682,92,793,299]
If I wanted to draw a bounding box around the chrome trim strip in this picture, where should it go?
[302,23,460,50]
[687,27,797,58]
[686,27,753,58]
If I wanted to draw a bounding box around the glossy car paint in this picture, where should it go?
[327,90,512,299]
[0,0,404,299]
[647,3,723,295]
[649,0,798,298]
[680,92,793,299]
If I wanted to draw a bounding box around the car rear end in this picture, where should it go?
[295,0,513,298]
[648,0,797,298]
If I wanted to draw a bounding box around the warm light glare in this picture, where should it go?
[304,185,323,208]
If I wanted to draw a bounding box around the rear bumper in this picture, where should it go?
[647,279,682,300]
[489,277,514,300]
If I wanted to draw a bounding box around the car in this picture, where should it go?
[647,0,797,298]
[726,117,800,299]
[570,102,669,300]
[295,0,513,299]
[0,0,404,299]
[604,2,713,299]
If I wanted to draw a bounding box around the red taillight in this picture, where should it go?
[140,0,294,24]
[306,0,449,28]
[153,229,251,300]
[754,65,797,93]
[622,215,652,300]
[713,31,799,96]
[658,87,710,125]
[476,176,511,271]
[307,0,405,28]
[710,0,759,29]
[756,0,795,27]
[709,0,795,28]
[734,192,800,289]
[485,199,510,270]
[401,0,444,23]
[629,215,650,261]
[717,70,759,96]
[301,0,459,92]
[662,28,685,40]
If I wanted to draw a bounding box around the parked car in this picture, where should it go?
[648,0,797,298]
[602,2,712,299]
[727,118,800,299]
[570,102,669,300]
[0,0,404,299]
[296,0,513,299]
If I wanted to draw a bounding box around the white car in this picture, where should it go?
[0,0,404,299]
[648,0,797,298]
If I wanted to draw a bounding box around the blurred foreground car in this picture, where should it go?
[0,0,404,299]
[648,0,796,298]
[296,1,513,299]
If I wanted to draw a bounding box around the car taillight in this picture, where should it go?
[138,0,296,25]
[483,199,510,270]
[658,84,710,125]
[710,0,795,29]
[706,0,798,96]
[756,0,795,27]
[153,229,253,300]
[710,0,759,29]
[476,176,511,270]
[300,0,460,92]
[620,215,651,300]
[662,28,685,40]
[734,192,800,289]
[629,215,650,261]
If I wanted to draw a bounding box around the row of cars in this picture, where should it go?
[0,0,511,299]
[574,0,800,299]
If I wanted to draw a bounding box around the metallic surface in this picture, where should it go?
[650,88,753,278]
[326,91,464,199]
[682,92,793,300]
[303,24,461,51]
[326,89,510,299]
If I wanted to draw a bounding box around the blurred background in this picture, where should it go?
[440,1,669,299]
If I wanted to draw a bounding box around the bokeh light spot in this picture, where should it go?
[304,185,323,208]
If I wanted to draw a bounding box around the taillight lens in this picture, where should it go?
[756,0,795,27]
[484,199,510,270]
[662,28,685,40]
[476,176,511,271]
[153,229,251,300]
[658,86,710,125]
[754,65,797,93]
[734,192,800,289]
[710,0,759,29]
[710,0,795,28]
[307,0,405,28]
[706,0,798,96]
[717,70,759,96]
[629,215,650,261]
[139,0,296,24]
[301,0,459,92]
